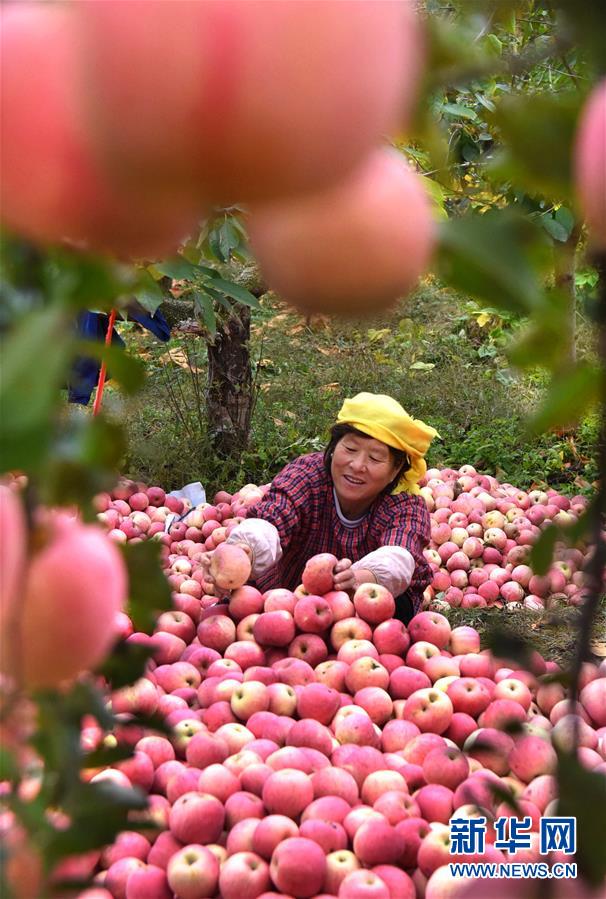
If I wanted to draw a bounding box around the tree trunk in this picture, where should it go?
[206,305,253,458]
[553,223,582,374]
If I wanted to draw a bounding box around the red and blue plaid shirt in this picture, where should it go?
[246,452,431,611]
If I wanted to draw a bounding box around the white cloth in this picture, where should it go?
[351,546,415,597]
[227,518,415,596]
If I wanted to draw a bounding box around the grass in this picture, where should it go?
[115,278,599,499]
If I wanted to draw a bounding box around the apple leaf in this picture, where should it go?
[120,541,172,633]
[96,639,156,690]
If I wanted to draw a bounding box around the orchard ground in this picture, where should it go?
[93,277,605,668]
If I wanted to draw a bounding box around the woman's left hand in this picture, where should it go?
[333,558,356,592]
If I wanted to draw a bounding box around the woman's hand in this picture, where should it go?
[333,558,357,593]
[333,559,377,594]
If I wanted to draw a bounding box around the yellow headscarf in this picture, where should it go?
[336,392,440,495]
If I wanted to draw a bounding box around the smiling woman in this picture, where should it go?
[204,393,439,624]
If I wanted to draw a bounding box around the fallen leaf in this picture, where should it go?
[590,641,606,658]
[159,349,204,372]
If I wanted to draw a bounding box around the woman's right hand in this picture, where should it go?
[199,551,218,596]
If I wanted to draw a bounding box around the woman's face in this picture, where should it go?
[331,432,401,517]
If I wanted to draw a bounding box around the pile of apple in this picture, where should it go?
[66,536,606,899]
[95,464,599,616]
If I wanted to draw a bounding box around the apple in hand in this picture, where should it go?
[302,553,339,595]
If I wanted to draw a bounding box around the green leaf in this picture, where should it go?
[82,744,134,769]
[507,289,571,370]
[484,628,533,669]
[152,258,201,281]
[193,291,217,338]
[133,270,165,315]
[557,750,606,886]
[0,305,71,471]
[543,216,570,243]
[489,92,581,200]
[206,275,260,308]
[437,213,545,315]
[530,503,595,574]
[96,640,156,690]
[120,541,172,633]
[74,340,145,395]
[42,416,127,510]
[45,781,148,864]
[45,250,133,310]
[218,220,241,262]
[0,747,19,784]
[527,363,601,433]
[438,102,480,122]
[555,206,575,234]
[204,286,234,313]
[529,524,559,576]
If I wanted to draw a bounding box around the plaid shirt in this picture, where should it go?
[246,452,431,611]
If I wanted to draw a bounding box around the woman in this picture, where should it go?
[210,392,438,624]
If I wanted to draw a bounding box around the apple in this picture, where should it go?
[422,745,469,789]
[289,633,328,667]
[338,639,379,664]
[324,850,361,896]
[310,767,359,805]
[125,864,171,899]
[331,617,373,650]
[324,590,355,621]
[373,619,411,655]
[299,818,347,853]
[262,768,314,818]
[197,764,240,804]
[345,657,389,693]
[464,729,514,777]
[353,819,404,866]
[230,681,270,721]
[269,837,327,898]
[302,553,339,595]
[197,615,236,653]
[353,583,396,624]
[218,852,270,899]
[494,677,532,710]
[166,844,219,899]
[287,719,334,756]
[403,688,453,734]
[414,783,454,824]
[353,687,392,726]
[580,677,606,727]
[253,611,296,647]
[339,870,390,899]
[105,858,147,899]
[297,683,341,725]
[249,147,434,317]
[294,595,334,634]
[209,543,251,590]
[315,660,350,692]
[102,832,151,868]
[408,612,451,649]
[168,792,225,845]
[390,666,432,699]
[224,791,265,828]
[446,678,491,717]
